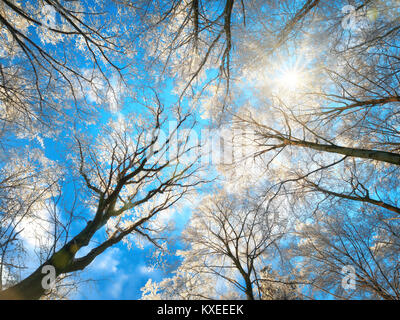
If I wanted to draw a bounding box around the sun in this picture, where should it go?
[272,56,307,93]
[277,68,302,91]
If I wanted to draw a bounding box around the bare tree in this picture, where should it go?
[0,0,136,146]
[231,0,400,200]
[142,189,287,300]
[293,206,400,300]
[0,100,205,299]
[0,147,63,291]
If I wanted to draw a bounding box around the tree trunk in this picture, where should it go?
[0,210,107,299]
[282,138,400,165]
[244,277,255,300]
[0,263,54,300]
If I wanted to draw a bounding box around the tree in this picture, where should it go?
[135,0,324,115]
[0,0,137,146]
[222,1,400,299]
[293,206,400,300]
[141,189,288,300]
[0,147,62,291]
[229,0,400,210]
[0,101,205,299]
[136,0,238,101]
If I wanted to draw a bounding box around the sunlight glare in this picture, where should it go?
[278,69,302,91]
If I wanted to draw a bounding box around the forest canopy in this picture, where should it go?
[0,0,399,300]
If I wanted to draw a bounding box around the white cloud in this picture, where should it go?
[138,265,154,275]
[108,273,129,298]
[90,247,120,273]
[16,207,53,250]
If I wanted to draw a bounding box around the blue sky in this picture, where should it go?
[73,230,185,299]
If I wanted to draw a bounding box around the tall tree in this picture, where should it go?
[293,205,400,299]
[0,101,205,299]
[142,190,288,300]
